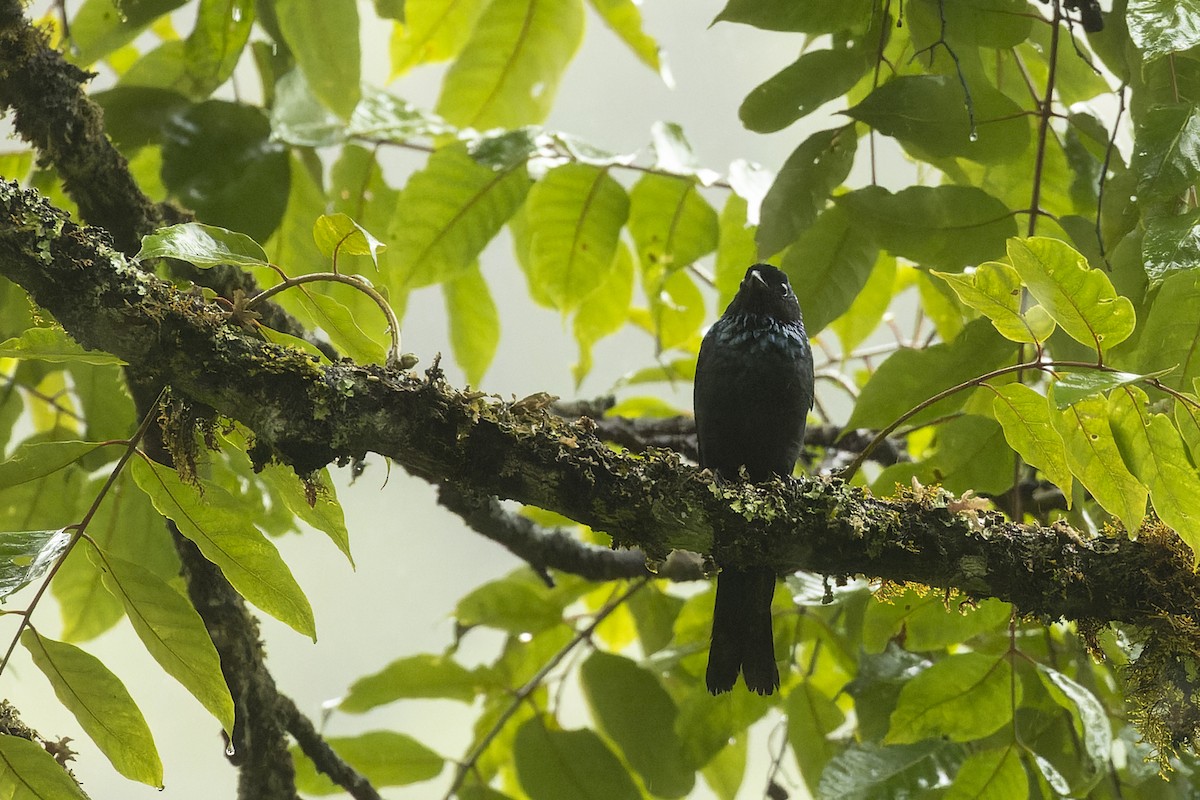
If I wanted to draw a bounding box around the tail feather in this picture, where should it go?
[706,566,779,695]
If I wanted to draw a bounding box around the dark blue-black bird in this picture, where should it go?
[694,264,814,695]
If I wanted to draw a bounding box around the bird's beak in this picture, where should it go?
[750,269,767,286]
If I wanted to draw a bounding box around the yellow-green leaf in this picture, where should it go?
[258,465,353,565]
[386,144,531,288]
[0,328,125,366]
[946,746,1027,800]
[21,630,163,787]
[886,652,1016,744]
[1048,391,1147,532]
[934,261,1055,344]
[389,0,489,77]
[275,0,361,119]
[312,213,386,268]
[523,163,629,312]
[130,459,316,639]
[1007,237,1135,354]
[292,731,444,794]
[85,541,235,733]
[443,264,500,386]
[0,441,103,491]
[0,735,89,800]
[991,383,1073,502]
[435,0,584,129]
[1109,386,1200,555]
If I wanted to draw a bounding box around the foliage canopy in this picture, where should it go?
[6,0,1200,798]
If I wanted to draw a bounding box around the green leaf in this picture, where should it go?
[1036,665,1112,792]
[573,244,634,386]
[523,164,630,311]
[846,319,1014,430]
[1109,386,1200,555]
[587,0,663,76]
[838,185,1016,271]
[341,654,478,711]
[456,575,563,634]
[758,126,857,258]
[513,718,642,800]
[136,222,270,269]
[714,194,757,311]
[863,590,1011,654]
[1143,208,1200,285]
[740,44,868,133]
[1008,238,1136,353]
[258,465,353,565]
[389,0,490,76]
[0,441,102,490]
[700,735,746,800]
[1128,0,1200,60]
[830,252,896,352]
[68,0,188,66]
[1132,104,1200,205]
[184,0,255,95]
[628,174,719,273]
[387,144,531,288]
[934,261,1056,343]
[0,735,89,800]
[444,264,500,386]
[274,0,361,119]
[886,652,1017,743]
[22,630,162,787]
[85,542,235,733]
[53,473,179,643]
[781,205,880,334]
[946,746,1027,800]
[818,741,950,799]
[1133,270,1200,390]
[580,651,694,798]
[1051,370,1163,408]
[713,0,873,33]
[1048,391,1148,532]
[907,0,1033,48]
[787,683,846,792]
[0,328,125,366]
[436,0,585,129]
[639,267,706,352]
[283,289,388,365]
[313,213,386,269]
[161,101,289,242]
[991,383,1073,501]
[846,75,1031,164]
[292,731,444,794]
[130,459,317,639]
[0,529,70,600]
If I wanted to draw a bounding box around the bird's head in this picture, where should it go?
[725,264,803,324]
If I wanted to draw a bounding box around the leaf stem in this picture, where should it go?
[247,272,402,368]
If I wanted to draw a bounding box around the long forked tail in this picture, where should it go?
[706,565,779,695]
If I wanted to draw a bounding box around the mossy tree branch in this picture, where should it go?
[2,180,1197,632]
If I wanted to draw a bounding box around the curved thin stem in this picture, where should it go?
[248,272,402,368]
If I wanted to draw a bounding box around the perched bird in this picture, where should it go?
[694,264,814,695]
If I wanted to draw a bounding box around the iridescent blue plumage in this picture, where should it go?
[695,264,814,695]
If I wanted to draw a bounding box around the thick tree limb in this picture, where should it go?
[436,484,706,583]
[0,2,328,350]
[2,181,1198,632]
